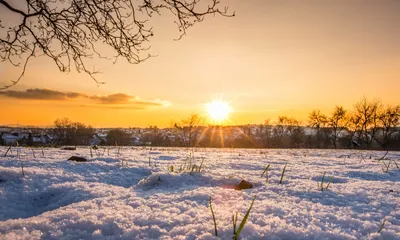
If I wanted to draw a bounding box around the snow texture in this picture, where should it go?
[0,147,399,239]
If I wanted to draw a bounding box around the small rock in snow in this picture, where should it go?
[235,180,253,190]
[61,146,77,150]
[68,156,88,162]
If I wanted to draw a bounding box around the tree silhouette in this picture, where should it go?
[308,110,328,148]
[0,0,233,89]
[353,97,383,148]
[328,106,348,149]
[53,117,94,145]
[174,113,203,147]
[374,105,400,149]
[107,129,131,146]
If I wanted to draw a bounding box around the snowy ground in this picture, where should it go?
[0,147,399,240]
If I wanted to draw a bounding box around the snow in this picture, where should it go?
[0,147,399,239]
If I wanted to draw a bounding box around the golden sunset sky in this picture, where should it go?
[0,0,399,127]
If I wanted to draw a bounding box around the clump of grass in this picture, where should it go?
[382,160,392,173]
[184,157,193,171]
[16,141,20,159]
[232,211,238,236]
[393,160,399,169]
[317,171,333,191]
[41,147,44,157]
[176,156,204,173]
[15,142,24,177]
[120,158,128,167]
[233,196,257,240]
[4,145,12,157]
[198,158,205,172]
[20,161,25,176]
[4,141,19,157]
[279,162,287,184]
[114,142,121,159]
[261,164,270,178]
[325,177,333,190]
[377,151,389,161]
[261,164,270,183]
[190,165,197,174]
[93,147,99,157]
[169,165,174,172]
[378,218,387,233]
[209,196,218,236]
[383,159,400,172]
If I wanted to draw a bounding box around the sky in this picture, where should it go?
[0,0,399,128]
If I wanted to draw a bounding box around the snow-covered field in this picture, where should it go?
[0,147,399,240]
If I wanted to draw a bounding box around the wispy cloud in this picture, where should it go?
[0,88,87,100]
[90,93,133,104]
[0,88,170,109]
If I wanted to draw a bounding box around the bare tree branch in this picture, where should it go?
[0,0,233,88]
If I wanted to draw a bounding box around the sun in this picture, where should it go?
[206,100,232,123]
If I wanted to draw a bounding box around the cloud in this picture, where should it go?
[89,93,168,107]
[90,93,134,104]
[78,104,148,110]
[0,88,86,100]
[0,88,170,109]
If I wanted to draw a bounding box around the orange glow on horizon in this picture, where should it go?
[1,1,399,127]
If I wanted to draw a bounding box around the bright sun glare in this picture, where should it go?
[206,100,232,123]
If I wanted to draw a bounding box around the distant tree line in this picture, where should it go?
[4,97,397,150]
[170,97,400,150]
[53,118,95,145]
[52,120,134,146]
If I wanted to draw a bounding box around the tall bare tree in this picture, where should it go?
[53,117,94,145]
[174,113,203,147]
[107,129,131,146]
[308,110,328,148]
[272,116,286,148]
[236,124,256,148]
[374,105,400,149]
[285,117,304,148]
[0,0,233,89]
[255,119,273,148]
[327,106,348,149]
[353,97,383,148]
[272,116,304,148]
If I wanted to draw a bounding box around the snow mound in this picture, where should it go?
[135,172,249,192]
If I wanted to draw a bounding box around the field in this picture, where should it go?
[0,146,399,239]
